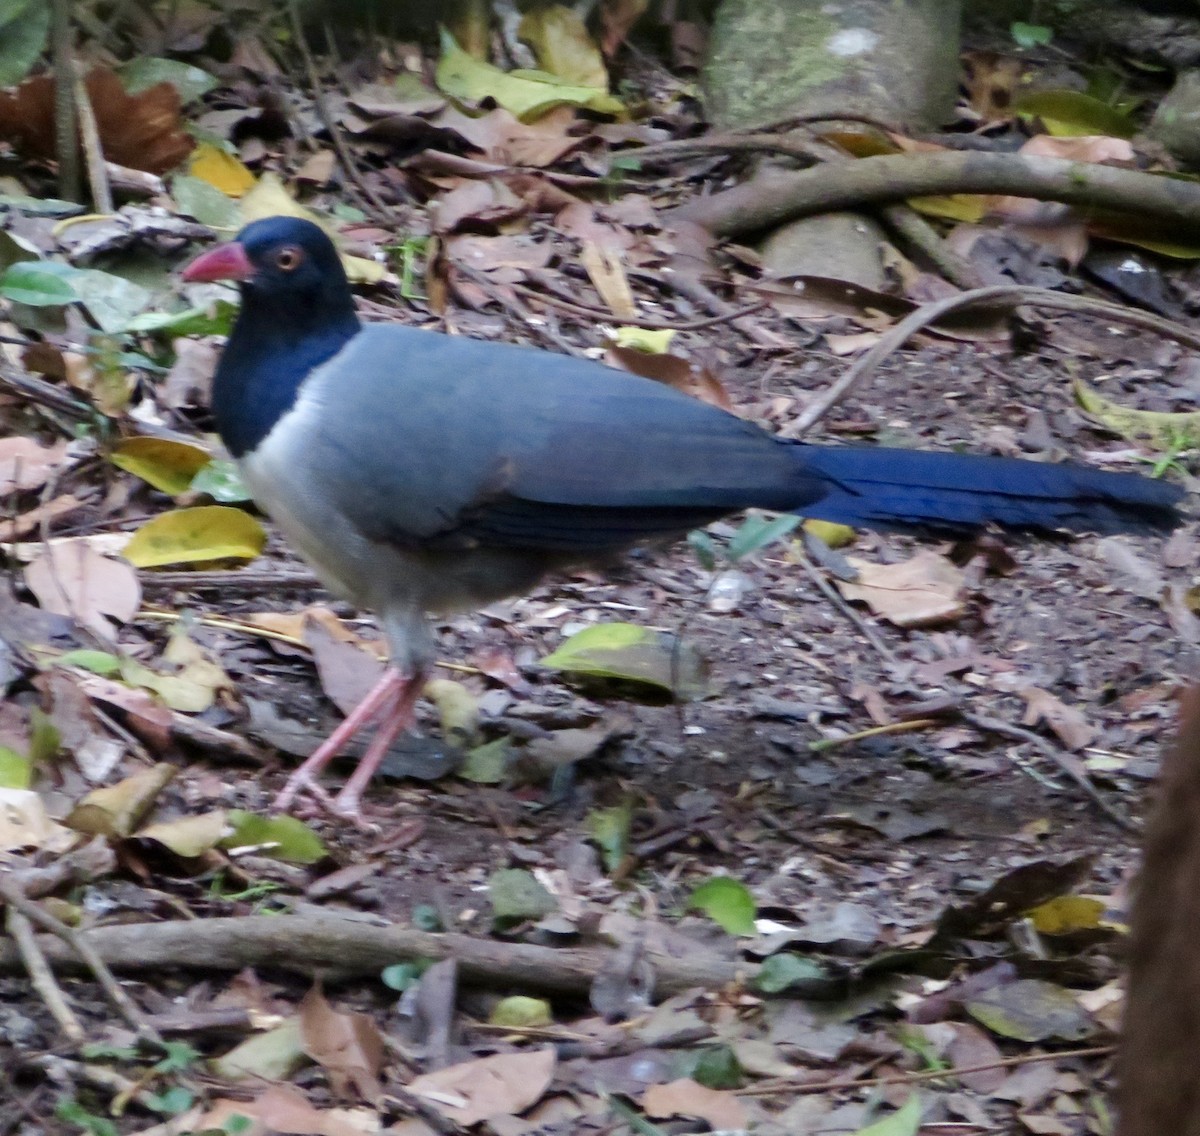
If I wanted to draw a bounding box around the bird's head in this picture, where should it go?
[182,216,355,325]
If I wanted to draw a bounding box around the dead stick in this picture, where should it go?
[5,906,84,1042]
[0,912,753,997]
[741,1042,1114,1097]
[674,150,1200,237]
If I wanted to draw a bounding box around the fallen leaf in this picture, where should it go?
[643,1078,747,1131]
[0,66,194,173]
[0,436,69,494]
[837,550,966,628]
[66,763,177,837]
[299,986,385,1102]
[111,437,212,495]
[24,542,141,639]
[122,505,266,567]
[406,1048,556,1126]
[1020,687,1097,751]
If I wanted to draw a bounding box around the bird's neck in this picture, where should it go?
[213,288,361,458]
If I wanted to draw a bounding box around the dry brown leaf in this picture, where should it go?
[431,179,527,234]
[299,986,385,1102]
[0,437,69,495]
[406,1048,556,1126]
[1020,687,1097,751]
[643,1078,748,1131]
[0,67,194,174]
[0,494,84,542]
[199,1084,374,1136]
[24,542,141,640]
[837,550,966,628]
[605,345,733,411]
[580,239,638,316]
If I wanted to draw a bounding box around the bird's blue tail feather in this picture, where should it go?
[792,444,1185,535]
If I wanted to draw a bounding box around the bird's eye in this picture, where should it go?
[275,246,303,271]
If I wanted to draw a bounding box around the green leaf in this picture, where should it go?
[0,261,77,306]
[1010,21,1052,48]
[126,300,239,338]
[0,746,31,790]
[586,802,631,873]
[54,1098,119,1136]
[687,876,756,936]
[675,1044,742,1089]
[489,995,553,1027]
[189,459,251,503]
[727,513,800,562]
[541,622,708,701]
[1014,89,1136,139]
[436,28,624,121]
[0,0,50,86]
[412,903,443,931]
[851,1093,923,1136]
[381,962,424,991]
[0,193,85,217]
[756,952,839,995]
[28,708,59,764]
[119,57,217,103]
[62,265,154,332]
[219,810,327,865]
[460,736,511,783]
[57,650,123,676]
[143,1086,195,1116]
[171,174,242,230]
[488,868,558,922]
[687,529,718,571]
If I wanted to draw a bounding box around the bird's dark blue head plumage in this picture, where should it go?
[183,217,362,457]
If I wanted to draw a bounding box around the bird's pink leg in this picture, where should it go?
[328,670,427,821]
[272,666,408,815]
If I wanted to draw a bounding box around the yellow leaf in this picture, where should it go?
[1026,895,1107,936]
[1075,381,1200,450]
[518,4,608,89]
[436,29,624,122]
[611,327,675,353]
[802,519,855,548]
[907,194,989,222]
[111,437,211,495]
[66,763,176,837]
[122,506,266,567]
[189,141,256,196]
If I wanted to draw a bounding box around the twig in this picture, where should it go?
[792,548,895,661]
[0,877,163,1045]
[740,1042,1114,1097]
[72,63,113,212]
[810,718,940,752]
[136,567,323,592]
[780,282,1200,437]
[878,202,984,291]
[512,280,768,332]
[0,911,754,996]
[50,0,80,202]
[5,906,84,1042]
[962,711,1136,832]
[287,0,391,222]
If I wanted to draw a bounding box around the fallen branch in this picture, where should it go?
[0,912,754,998]
[673,151,1200,238]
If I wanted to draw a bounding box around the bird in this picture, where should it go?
[182,216,1185,822]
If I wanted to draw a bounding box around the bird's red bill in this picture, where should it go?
[181,242,255,283]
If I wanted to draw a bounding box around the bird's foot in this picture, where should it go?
[272,773,378,831]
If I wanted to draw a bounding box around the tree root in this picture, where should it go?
[0,911,755,999]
